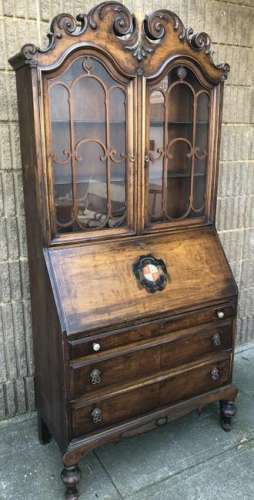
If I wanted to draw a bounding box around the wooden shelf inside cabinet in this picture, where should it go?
[51,121,126,125]
[9,2,237,499]
[150,172,206,179]
[151,121,208,126]
[169,121,208,125]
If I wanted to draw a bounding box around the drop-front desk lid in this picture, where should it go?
[44,228,237,336]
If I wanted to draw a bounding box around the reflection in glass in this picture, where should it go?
[109,87,126,224]
[49,84,72,225]
[76,142,107,228]
[48,56,128,234]
[193,92,209,212]
[149,91,164,220]
[167,140,192,218]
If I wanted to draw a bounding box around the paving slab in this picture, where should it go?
[234,346,254,397]
[127,440,254,500]
[95,391,254,498]
[0,416,120,500]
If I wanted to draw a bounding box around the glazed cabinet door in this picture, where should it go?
[144,61,219,231]
[43,50,136,243]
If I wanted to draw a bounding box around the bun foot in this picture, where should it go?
[61,465,81,500]
[220,400,237,432]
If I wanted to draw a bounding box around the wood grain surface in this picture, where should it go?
[69,320,233,399]
[45,228,237,334]
[71,353,231,437]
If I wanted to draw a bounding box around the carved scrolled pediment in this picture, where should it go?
[9,1,229,81]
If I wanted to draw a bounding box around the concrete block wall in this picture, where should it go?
[0,0,253,419]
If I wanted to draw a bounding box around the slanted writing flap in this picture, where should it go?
[45,229,237,335]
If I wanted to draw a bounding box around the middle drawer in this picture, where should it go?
[69,320,233,399]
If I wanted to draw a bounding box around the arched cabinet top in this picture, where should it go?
[9,1,229,83]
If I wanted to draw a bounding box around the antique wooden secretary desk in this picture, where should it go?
[10,2,238,498]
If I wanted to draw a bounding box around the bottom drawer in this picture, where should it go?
[71,355,231,437]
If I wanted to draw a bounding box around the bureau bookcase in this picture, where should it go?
[10,3,238,498]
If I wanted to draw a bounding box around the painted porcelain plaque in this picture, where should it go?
[133,255,168,293]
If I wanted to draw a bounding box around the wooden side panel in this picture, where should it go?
[15,65,68,450]
[46,228,237,335]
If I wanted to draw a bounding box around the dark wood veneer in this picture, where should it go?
[9,3,238,498]
[70,321,233,399]
[71,354,231,437]
[68,300,236,357]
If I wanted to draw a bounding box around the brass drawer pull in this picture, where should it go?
[212,333,221,348]
[89,368,102,385]
[210,367,220,381]
[91,407,103,424]
[92,342,101,352]
[217,311,225,319]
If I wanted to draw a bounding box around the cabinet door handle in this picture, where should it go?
[210,367,220,381]
[89,368,102,385]
[212,333,221,348]
[128,153,135,162]
[144,154,149,166]
[91,407,103,424]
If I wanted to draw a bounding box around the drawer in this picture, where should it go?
[69,320,233,399]
[71,354,231,437]
[68,300,236,359]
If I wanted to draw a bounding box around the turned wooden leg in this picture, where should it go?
[38,414,52,444]
[220,400,237,432]
[61,465,81,500]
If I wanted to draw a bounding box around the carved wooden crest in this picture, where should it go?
[9,1,229,81]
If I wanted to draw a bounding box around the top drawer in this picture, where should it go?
[68,301,236,359]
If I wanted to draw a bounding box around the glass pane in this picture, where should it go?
[109,87,126,225]
[149,90,164,221]
[76,142,107,228]
[47,55,128,234]
[167,140,192,218]
[72,76,105,144]
[167,82,193,220]
[148,65,210,225]
[193,92,209,213]
[168,83,193,125]
[49,84,73,226]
